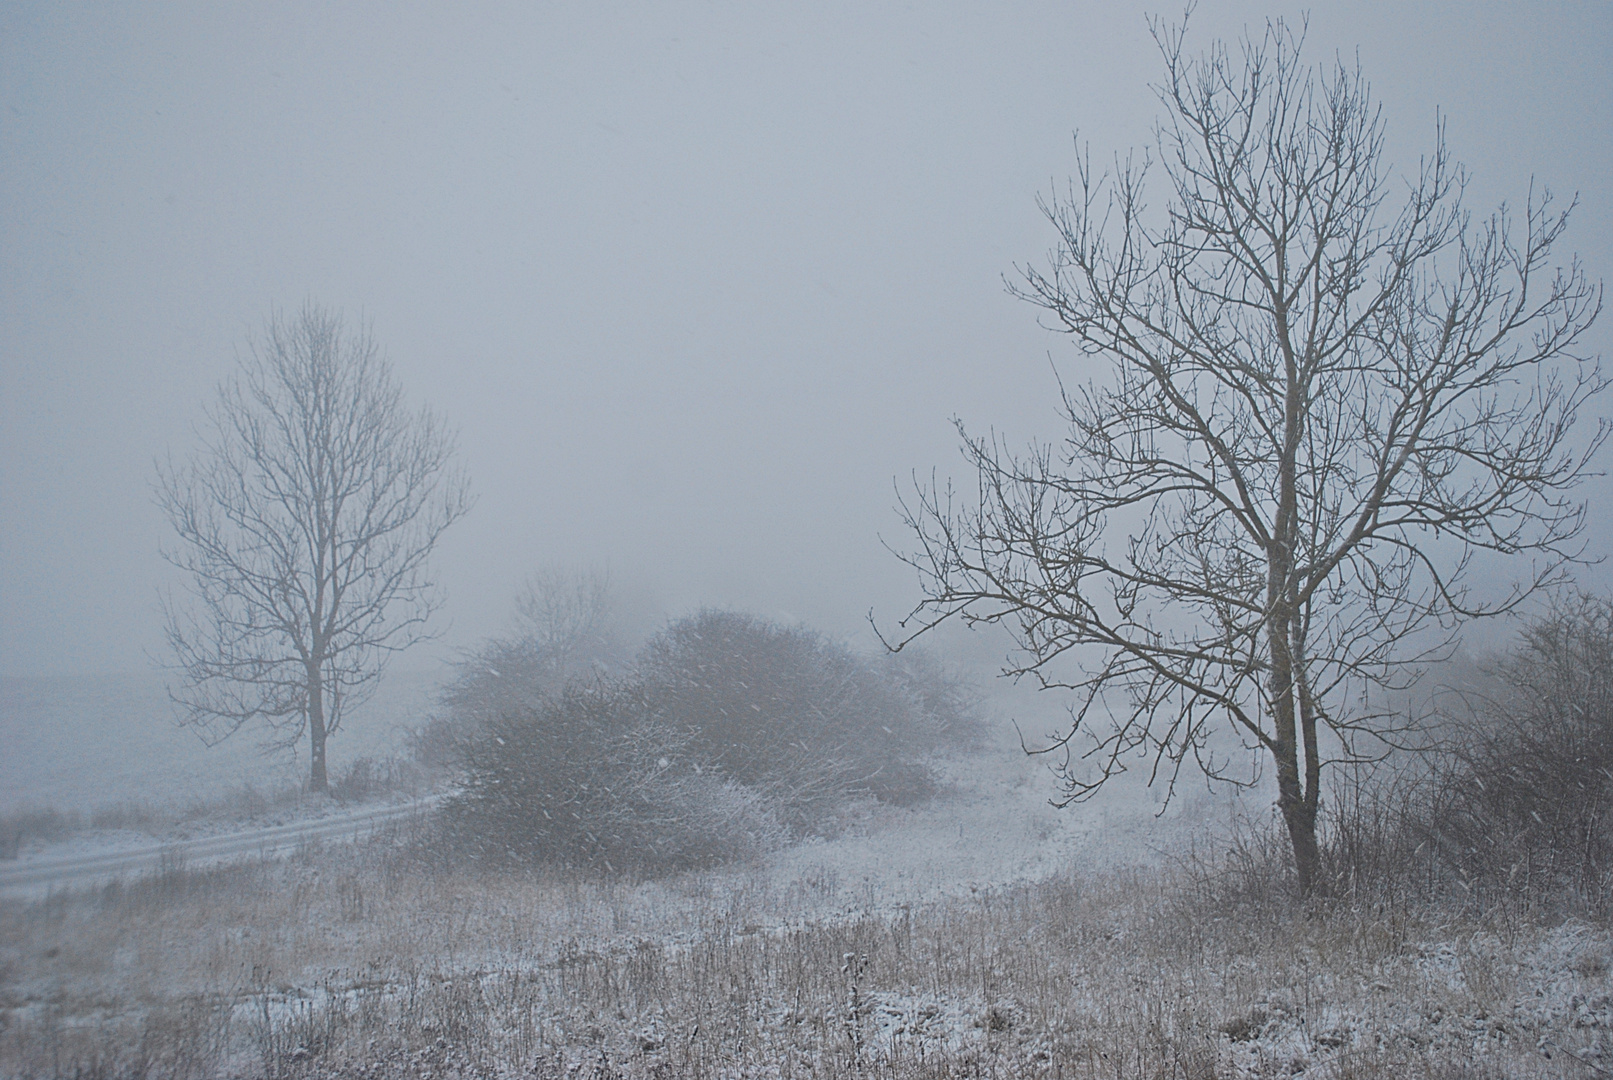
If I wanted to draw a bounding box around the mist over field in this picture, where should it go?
[3,4,1612,1078]
[4,1,1610,680]
[0,671,440,815]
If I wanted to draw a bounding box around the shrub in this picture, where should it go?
[859,756,939,807]
[638,610,951,831]
[879,645,986,749]
[404,714,464,772]
[1434,594,1613,906]
[438,678,781,871]
[437,637,572,741]
[433,606,982,871]
[1265,593,1613,912]
[328,755,423,803]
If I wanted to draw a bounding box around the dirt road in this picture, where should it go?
[0,797,440,896]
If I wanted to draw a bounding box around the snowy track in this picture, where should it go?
[0,796,440,896]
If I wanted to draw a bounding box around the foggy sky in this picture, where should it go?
[3,2,1610,677]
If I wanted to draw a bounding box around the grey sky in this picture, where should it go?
[3,2,1609,677]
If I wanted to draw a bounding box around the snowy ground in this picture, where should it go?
[3,674,1609,1077]
[0,795,442,898]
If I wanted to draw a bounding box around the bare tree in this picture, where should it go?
[887,18,1605,894]
[157,304,472,791]
[436,567,625,744]
[511,565,619,682]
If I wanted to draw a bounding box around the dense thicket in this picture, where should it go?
[438,679,781,870]
[434,607,977,871]
[640,610,955,829]
[1432,596,1613,902]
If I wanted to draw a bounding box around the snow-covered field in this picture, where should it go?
[2,674,1609,1078]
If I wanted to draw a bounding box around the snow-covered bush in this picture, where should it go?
[638,610,954,832]
[431,604,981,870]
[1438,594,1613,904]
[879,645,985,750]
[437,678,780,871]
[437,637,563,736]
[1295,593,1613,910]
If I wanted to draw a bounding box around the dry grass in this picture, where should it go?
[2,764,1610,1080]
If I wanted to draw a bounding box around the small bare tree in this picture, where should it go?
[436,567,625,745]
[888,18,1605,893]
[512,566,618,682]
[157,304,472,791]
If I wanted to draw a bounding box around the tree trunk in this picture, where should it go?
[307,665,328,793]
[1279,788,1322,895]
[1269,603,1323,894]
[1272,728,1323,894]
[1294,664,1325,895]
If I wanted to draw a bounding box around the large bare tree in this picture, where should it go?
[889,19,1605,893]
[158,304,472,791]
